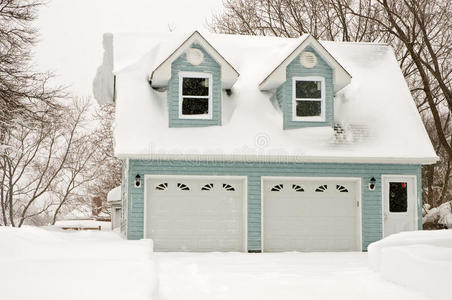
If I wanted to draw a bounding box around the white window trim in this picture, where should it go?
[292,76,325,122]
[178,72,213,120]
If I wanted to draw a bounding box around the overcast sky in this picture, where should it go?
[34,0,224,98]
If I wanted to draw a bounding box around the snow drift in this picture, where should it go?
[368,230,452,299]
[0,226,156,300]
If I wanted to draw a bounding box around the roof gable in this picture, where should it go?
[259,34,352,92]
[150,31,240,89]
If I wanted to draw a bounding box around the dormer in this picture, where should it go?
[259,35,351,129]
[149,31,239,127]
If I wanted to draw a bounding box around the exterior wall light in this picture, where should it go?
[368,177,376,191]
[135,174,142,188]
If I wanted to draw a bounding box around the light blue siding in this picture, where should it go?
[276,46,334,129]
[124,159,422,251]
[168,43,222,127]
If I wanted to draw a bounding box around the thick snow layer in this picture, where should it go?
[368,230,452,299]
[0,226,155,300]
[379,245,452,300]
[368,230,452,270]
[93,31,437,163]
[107,185,122,202]
[54,219,112,230]
[156,252,426,300]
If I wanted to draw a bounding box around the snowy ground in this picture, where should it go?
[156,252,427,300]
[1,227,451,300]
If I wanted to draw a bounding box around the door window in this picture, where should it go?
[389,182,408,212]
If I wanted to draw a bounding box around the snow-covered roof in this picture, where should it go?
[93,30,438,164]
[107,186,121,203]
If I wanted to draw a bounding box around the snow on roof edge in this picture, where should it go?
[116,153,438,165]
[107,186,121,202]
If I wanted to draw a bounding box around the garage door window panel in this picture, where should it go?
[292,184,304,192]
[271,184,284,192]
[315,185,328,192]
[201,183,214,191]
[177,183,190,191]
[155,183,168,191]
[336,185,349,193]
[223,184,236,191]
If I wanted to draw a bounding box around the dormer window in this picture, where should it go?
[292,76,325,122]
[179,72,212,119]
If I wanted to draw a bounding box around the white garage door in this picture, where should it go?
[263,178,360,252]
[145,176,246,252]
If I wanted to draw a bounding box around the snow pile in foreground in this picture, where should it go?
[0,226,156,300]
[368,230,452,299]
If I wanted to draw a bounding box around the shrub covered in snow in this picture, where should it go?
[423,201,452,229]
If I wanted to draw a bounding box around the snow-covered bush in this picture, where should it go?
[423,201,452,228]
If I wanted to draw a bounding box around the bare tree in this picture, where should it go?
[0,0,63,128]
[86,104,121,217]
[0,1,121,226]
[0,99,94,226]
[210,0,385,42]
[210,0,451,208]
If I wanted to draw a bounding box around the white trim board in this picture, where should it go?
[260,176,362,252]
[143,174,248,252]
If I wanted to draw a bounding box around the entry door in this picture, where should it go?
[382,176,417,237]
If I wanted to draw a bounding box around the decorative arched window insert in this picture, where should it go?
[271,184,284,192]
[336,185,349,193]
[223,184,235,191]
[177,183,190,191]
[315,185,328,192]
[155,183,168,191]
[201,183,214,191]
[292,184,304,192]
